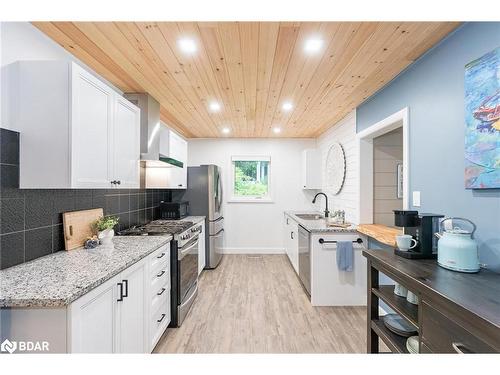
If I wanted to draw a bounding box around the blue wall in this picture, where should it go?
[357,22,500,272]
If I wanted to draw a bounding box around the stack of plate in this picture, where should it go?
[382,314,417,337]
[406,336,419,354]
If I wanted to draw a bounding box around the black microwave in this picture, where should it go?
[159,201,189,220]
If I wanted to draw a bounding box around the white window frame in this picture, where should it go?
[228,155,273,203]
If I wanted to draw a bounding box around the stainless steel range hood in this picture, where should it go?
[124,93,183,168]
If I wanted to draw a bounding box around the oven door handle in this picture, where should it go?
[178,238,199,261]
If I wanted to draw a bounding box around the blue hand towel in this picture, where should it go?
[336,241,354,272]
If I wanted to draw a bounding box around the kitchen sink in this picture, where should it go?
[295,214,325,220]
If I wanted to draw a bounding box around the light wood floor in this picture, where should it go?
[154,254,368,353]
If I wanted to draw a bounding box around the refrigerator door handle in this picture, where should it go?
[212,228,224,237]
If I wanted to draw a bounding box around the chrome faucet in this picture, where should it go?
[312,192,329,218]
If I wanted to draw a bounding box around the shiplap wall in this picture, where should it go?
[373,127,403,226]
[315,110,359,224]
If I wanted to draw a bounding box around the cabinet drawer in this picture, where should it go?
[150,299,171,351]
[421,301,496,353]
[150,280,169,312]
[149,244,169,275]
[150,264,170,297]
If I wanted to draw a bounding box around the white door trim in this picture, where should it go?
[356,107,410,224]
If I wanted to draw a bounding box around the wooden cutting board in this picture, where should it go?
[63,208,103,250]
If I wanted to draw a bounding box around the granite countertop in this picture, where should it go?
[0,235,172,308]
[285,211,358,233]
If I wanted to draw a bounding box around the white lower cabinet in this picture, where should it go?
[147,245,171,351]
[310,233,367,306]
[69,273,120,353]
[115,259,147,353]
[283,214,299,273]
[69,243,171,353]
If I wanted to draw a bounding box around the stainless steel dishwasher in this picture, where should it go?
[298,225,311,296]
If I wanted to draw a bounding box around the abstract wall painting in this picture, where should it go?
[464,46,500,189]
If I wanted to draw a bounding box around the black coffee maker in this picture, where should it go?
[393,210,444,259]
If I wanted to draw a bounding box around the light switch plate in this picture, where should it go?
[412,191,421,207]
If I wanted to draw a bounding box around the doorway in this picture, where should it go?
[356,108,410,225]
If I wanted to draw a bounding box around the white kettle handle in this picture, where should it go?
[440,217,477,236]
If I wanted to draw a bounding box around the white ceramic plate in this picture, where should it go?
[406,335,419,354]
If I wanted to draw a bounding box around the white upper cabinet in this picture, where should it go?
[165,130,188,189]
[3,61,140,188]
[71,65,114,188]
[112,96,140,188]
[302,149,322,190]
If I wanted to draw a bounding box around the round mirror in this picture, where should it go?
[325,142,346,195]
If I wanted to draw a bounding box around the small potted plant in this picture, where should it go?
[92,216,119,246]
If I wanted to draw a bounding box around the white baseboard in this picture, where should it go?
[221,247,285,254]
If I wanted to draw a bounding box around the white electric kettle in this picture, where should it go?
[434,217,480,273]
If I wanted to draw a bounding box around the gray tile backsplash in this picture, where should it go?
[0,128,173,270]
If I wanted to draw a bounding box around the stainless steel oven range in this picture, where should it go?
[117,219,202,327]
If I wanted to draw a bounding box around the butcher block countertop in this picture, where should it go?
[357,224,402,247]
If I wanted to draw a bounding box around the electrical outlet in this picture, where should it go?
[412,191,421,207]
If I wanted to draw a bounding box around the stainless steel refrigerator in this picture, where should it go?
[184,165,224,269]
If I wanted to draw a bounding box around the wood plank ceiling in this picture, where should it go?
[33,22,460,138]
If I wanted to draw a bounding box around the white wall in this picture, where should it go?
[1,22,121,130]
[188,138,317,253]
[315,111,359,224]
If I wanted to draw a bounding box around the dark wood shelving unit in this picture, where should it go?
[365,250,420,354]
[371,320,409,354]
[372,285,419,328]
[363,249,500,354]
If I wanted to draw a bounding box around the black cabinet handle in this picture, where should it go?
[111,180,116,185]
[156,270,165,278]
[157,252,165,259]
[157,313,166,323]
[122,279,128,298]
[117,282,123,301]
[157,287,166,296]
[318,238,363,244]
[291,231,294,240]
[117,180,121,185]
[178,184,183,187]
[286,218,289,225]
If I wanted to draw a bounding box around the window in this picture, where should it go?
[230,156,271,202]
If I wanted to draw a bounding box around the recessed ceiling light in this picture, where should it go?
[304,38,324,54]
[178,38,197,54]
[222,127,231,134]
[273,127,282,134]
[209,101,221,112]
[282,101,293,112]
